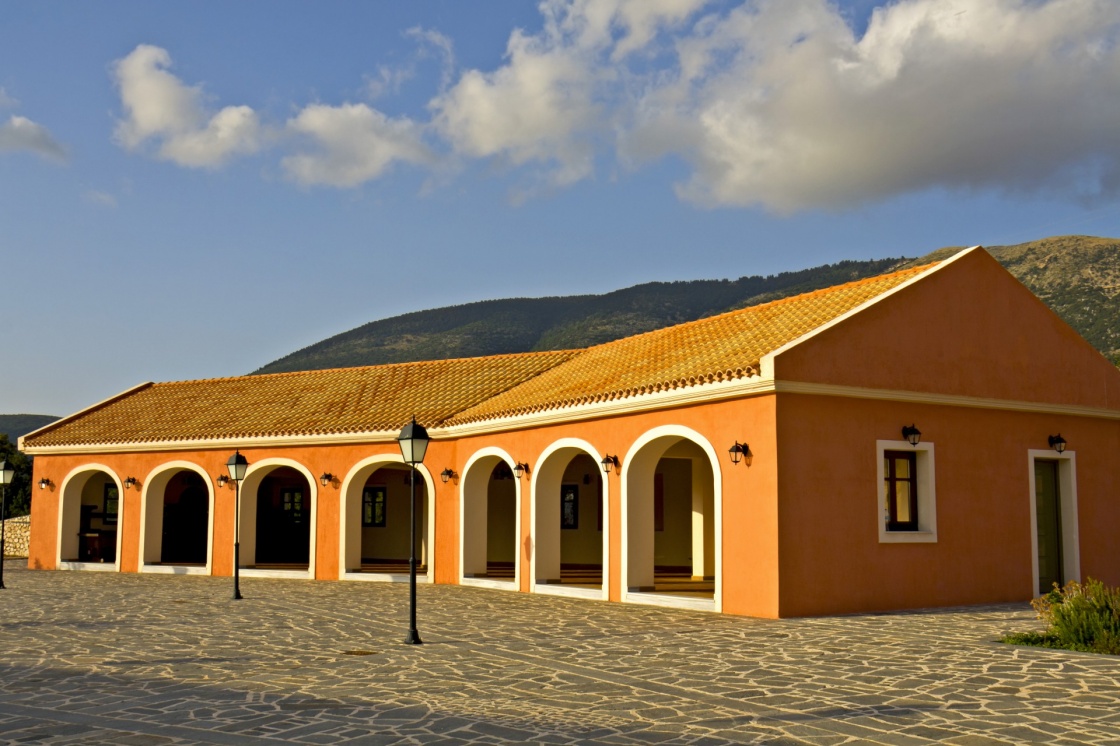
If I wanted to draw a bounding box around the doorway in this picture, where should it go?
[1034,460,1063,594]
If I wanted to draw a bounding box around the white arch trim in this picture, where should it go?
[138,461,215,576]
[56,463,124,572]
[338,454,437,584]
[459,446,521,592]
[530,438,609,601]
[238,458,319,579]
[620,424,723,613]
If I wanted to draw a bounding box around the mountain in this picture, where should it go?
[255,258,906,374]
[0,414,59,444]
[255,235,1120,375]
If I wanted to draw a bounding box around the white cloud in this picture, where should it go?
[622,0,1120,211]
[102,1,1120,208]
[430,0,708,187]
[0,88,17,109]
[0,115,66,160]
[112,44,261,168]
[407,27,456,89]
[83,190,118,208]
[365,64,416,100]
[282,103,433,187]
[365,27,455,100]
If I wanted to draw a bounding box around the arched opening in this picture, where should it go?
[532,443,607,599]
[340,460,431,581]
[57,466,122,570]
[461,451,519,588]
[238,463,316,574]
[141,464,212,573]
[624,429,720,610]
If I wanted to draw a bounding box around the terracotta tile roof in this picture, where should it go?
[24,351,580,447]
[24,262,934,448]
[443,263,935,425]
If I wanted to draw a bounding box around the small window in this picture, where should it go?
[282,489,305,524]
[103,483,119,525]
[876,440,936,543]
[363,486,386,528]
[561,483,579,529]
[884,451,918,531]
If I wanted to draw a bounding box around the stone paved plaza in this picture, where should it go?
[2,560,1120,745]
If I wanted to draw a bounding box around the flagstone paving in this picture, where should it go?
[2,559,1119,744]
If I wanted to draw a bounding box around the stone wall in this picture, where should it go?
[2,515,30,558]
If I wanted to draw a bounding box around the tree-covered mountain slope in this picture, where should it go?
[256,235,1120,374]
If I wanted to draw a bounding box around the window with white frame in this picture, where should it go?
[876,440,937,543]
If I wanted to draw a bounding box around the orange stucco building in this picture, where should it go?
[20,248,1120,618]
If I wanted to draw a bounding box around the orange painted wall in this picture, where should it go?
[428,396,780,616]
[767,247,1120,616]
[775,393,1120,617]
[28,441,451,580]
[773,249,1120,410]
[28,395,783,617]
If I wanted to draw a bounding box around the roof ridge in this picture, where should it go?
[428,349,592,428]
[150,348,585,388]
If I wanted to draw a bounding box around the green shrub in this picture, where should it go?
[1024,579,1120,655]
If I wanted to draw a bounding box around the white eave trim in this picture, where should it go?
[22,429,402,455]
[774,380,1120,420]
[759,247,979,378]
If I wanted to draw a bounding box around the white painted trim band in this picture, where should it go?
[237,568,314,580]
[624,592,716,613]
[140,564,210,576]
[57,561,118,572]
[775,381,1120,420]
[341,572,432,584]
[460,577,518,592]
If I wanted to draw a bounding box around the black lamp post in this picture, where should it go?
[226,450,249,600]
[0,460,13,590]
[397,417,430,645]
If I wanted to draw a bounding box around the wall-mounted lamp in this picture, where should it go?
[600,454,620,474]
[319,472,335,487]
[38,477,53,490]
[123,476,139,490]
[217,474,230,488]
[513,462,530,479]
[902,424,922,447]
[728,441,753,467]
[440,468,457,484]
[1048,434,1067,453]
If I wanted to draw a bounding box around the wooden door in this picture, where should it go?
[1035,460,1063,595]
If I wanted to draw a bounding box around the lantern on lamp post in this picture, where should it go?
[397,417,430,645]
[226,450,249,600]
[0,460,14,590]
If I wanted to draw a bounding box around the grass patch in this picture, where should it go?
[1003,579,1120,655]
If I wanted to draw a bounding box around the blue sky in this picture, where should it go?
[3,0,1119,417]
